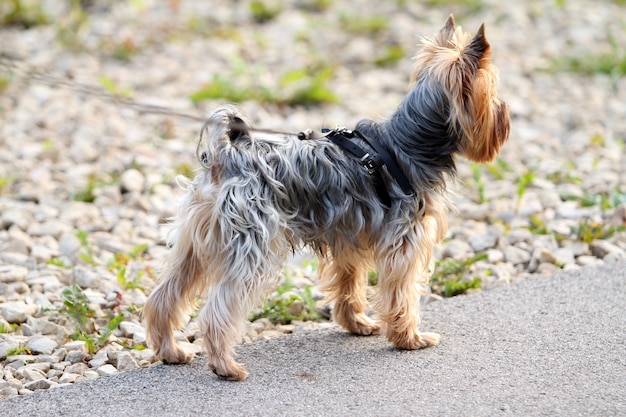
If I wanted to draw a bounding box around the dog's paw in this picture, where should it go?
[389,331,440,350]
[345,314,382,336]
[160,347,195,364]
[209,360,249,381]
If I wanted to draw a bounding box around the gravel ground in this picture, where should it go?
[1,0,625,398]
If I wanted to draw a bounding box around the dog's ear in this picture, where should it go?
[465,24,490,62]
[443,14,456,33]
[436,14,457,46]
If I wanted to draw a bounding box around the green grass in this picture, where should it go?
[249,0,283,23]
[470,163,487,204]
[339,13,389,35]
[190,64,338,106]
[548,31,626,77]
[374,44,405,67]
[515,168,536,211]
[75,230,98,266]
[576,220,625,244]
[0,0,49,27]
[7,346,31,356]
[250,273,321,324]
[431,254,486,297]
[108,243,149,291]
[59,284,127,354]
[0,75,10,93]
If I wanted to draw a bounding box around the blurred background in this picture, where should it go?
[0,0,625,390]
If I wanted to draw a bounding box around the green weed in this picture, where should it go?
[485,158,510,180]
[515,168,536,211]
[108,243,149,291]
[249,0,283,23]
[115,339,147,350]
[47,257,73,268]
[374,44,405,67]
[421,0,485,13]
[0,176,13,194]
[0,75,10,93]
[339,13,389,35]
[99,76,132,98]
[190,64,337,106]
[0,0,49,27]
[56,0,90,50]
[0,323,15,334]
[470,163,487,204]
[60,284,125,354]
[548,29,626,77]
[75,230,98,266]
[174,163,196,179]
[296,0,332,11]
[7,346,31,356]
[250,273,320,324]
[526,215,551,236]
[576,220,625,243]
[280,67,338,106]
[431,254,486,297]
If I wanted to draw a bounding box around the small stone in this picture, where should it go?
[0,265,28,283]
[71,265,100,289]
[0,340,22,361]
[65,362,88,375]
[97,364,119,377]
[258,330,284,340]
[120,169,145,193]
[0,301,38,324]
[590,240,625,259]
[119,321,145,338]
[63,340,88,353]
[115,351,139,372]
[88,350,109,367]
[65,350,88,364]
[24,379,56,391]
[470,231,499,253]
[0,387,19,398]
[442,239,473,259]
[27,336,59,355]
[504,246,531,265]
[59,373,80,384]
[17,368,46,382]
[83,370,99,380]
[576,255,602,267]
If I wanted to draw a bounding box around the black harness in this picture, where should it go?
[319,128,415,207]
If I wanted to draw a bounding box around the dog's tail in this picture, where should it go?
[196,106,251,169]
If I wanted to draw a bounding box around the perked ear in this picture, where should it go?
[465,23,490,61]
[435,14,457,46]
[443,14,456,32]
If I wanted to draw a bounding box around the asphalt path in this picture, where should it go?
[2,259,625,417]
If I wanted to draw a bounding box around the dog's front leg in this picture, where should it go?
[375,232,440,350]
[319,249,381,336]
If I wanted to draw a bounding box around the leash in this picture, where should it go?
[0,53,303,138]
[1,54,415,207]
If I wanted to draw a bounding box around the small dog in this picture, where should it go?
[144,15,510,381]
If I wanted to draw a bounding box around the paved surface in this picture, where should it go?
[3,260,625,417]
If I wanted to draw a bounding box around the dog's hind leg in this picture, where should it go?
[198,203,287,381]
[320,249,381,336]
[144,178,216,364]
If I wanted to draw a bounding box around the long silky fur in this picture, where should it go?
[144,14,510,381]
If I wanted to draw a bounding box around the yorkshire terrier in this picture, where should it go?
[144,15,510,381]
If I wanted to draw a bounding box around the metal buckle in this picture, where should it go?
[360,153,379,174]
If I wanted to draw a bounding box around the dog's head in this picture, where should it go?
[410,15,510,163]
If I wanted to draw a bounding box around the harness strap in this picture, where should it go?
[322,128,415,207]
